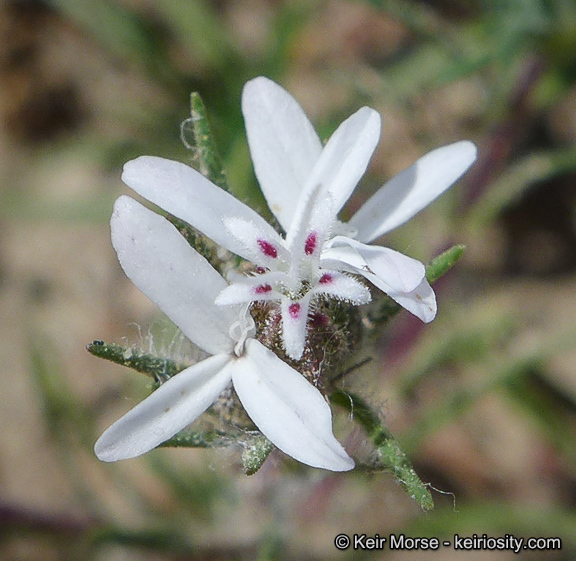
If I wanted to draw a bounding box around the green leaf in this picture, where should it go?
[425,244,466,284]
[86,340,188,383]
[182,93,229,191]
[241,434,275,475]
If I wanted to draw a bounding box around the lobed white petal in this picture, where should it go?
[242,77,323,232]
[111,196,238,355]
[122,156,279,261]
[95,354,232,461]
[350,141,477,243]
[233,339,355,471]
[302,107,381,217]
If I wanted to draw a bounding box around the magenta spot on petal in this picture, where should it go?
[304,232,317,255]
[288,302,301,319]
[254,283,272,294]
[257,239,278,258]
[319,273,333,285]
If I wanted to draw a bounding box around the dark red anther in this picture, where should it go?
[319,273,333,284]
[304,232,317,255]
[257,239,278,258]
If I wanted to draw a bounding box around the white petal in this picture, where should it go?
[122,156,279,261]
[242,77,322,231]
[233,339,354,471]
[323,237,425,294]
[303,107,381,216]
[281,295,311,361]
[387,277,437,323]
[224,217,290,268]
[350,141,477,242]
[311,270,371,305]
[324,244,436,321]
[95,354,232,461]
[111,196,238,355]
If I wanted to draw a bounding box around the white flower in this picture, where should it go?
[95,196,354,472]
[120,77,477,360]
[241,77,478,323]
[120,155,369,362]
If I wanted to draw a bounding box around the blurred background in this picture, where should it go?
[2,0,576,559]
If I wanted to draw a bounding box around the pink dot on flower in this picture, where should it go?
[257,239,278,258]
[255,266,267,274]
[288,302,301,319]
[319,273,333,284]
[304,232,317,255]
[254,283,272,294]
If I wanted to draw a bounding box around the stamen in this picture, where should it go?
[319,273,333,284]
[257,239,278,258]
[304,232,317,255]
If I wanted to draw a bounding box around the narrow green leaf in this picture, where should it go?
[425,244,466,284]
[181,93,229,191]
[86,341,187,383]
[160,430,230,449]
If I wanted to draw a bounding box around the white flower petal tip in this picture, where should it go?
[234,340,354,471]
[242,77,323,231]
[302,107,381,218]
[94,354,232,462]
[389,278,437,323]
[350,140,478,243]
